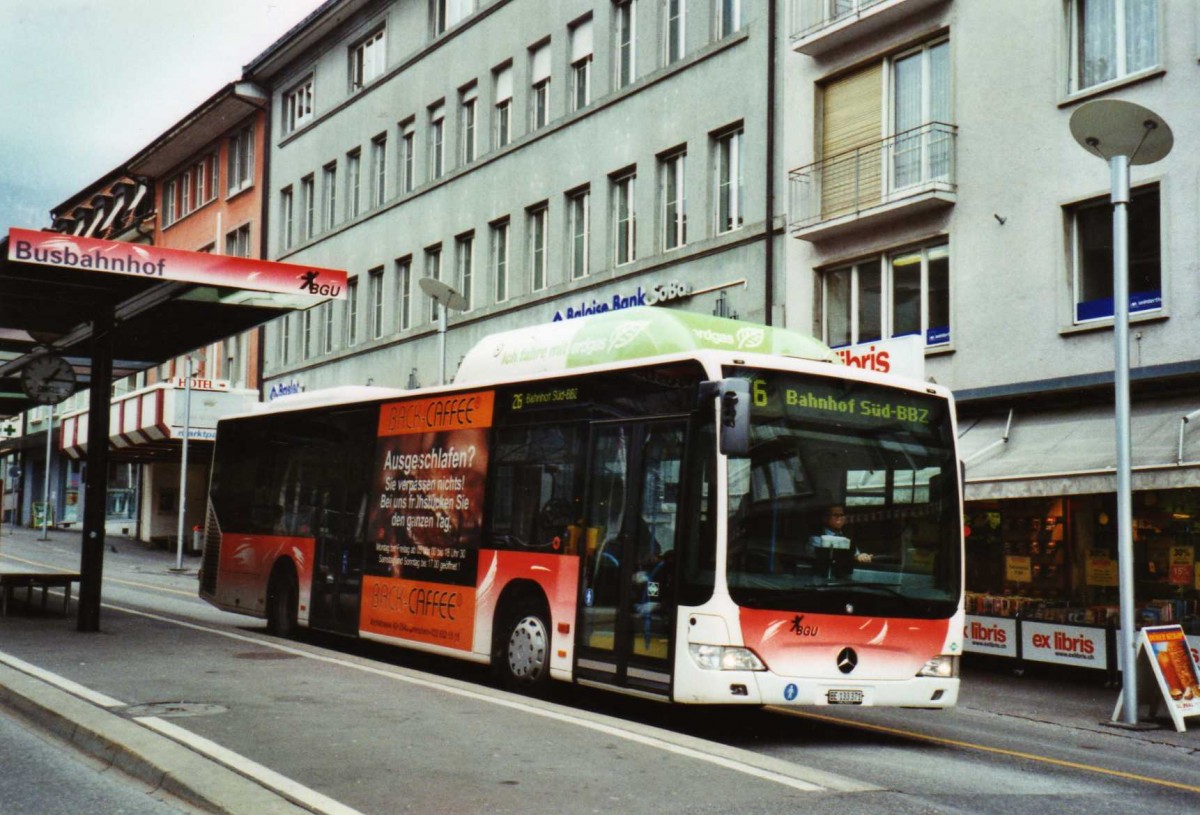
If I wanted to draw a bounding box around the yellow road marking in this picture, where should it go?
[771,707,1200,794]
[0,553,197,599]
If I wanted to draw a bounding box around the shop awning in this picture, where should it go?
[959,396,1200,500]
[59,379,259,462]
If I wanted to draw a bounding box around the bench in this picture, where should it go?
[0,571,81,616]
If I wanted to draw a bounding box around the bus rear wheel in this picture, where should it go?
[266,566,298,639]
[501,602,551,692]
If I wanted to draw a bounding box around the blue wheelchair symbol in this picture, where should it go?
[784,683,799,701]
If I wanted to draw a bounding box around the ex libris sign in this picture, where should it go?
[8,228,346,300]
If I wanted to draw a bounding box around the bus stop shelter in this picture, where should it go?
[0,227,345,631]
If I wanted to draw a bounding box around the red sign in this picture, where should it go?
[7,228,346,299]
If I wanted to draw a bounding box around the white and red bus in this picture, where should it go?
[200,308,964,707]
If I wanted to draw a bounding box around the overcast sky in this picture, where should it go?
[0,0,324,231]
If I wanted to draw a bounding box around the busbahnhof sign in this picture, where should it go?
[0,227,346,631]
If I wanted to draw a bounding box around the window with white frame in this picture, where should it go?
[530,43,551,130]
[1070,185,1160,323]
[612,170,636,265]
[227,125,254,193]
[284,77,314,135]
[570,18,593,111]
[280,316,291,365]
[369,266,385,339]
[280,186,295,251]
[819,243,950,349]
[397,257,412,330]
[346,276,359,346]
[716,0,740,37]
[322,300,335,354]
[346,148,362,218]
[614,1,636,89]
[1068,0,1159,93]
[163,153,218,227]
[456,233,474,311]
[715,127,742,234]
[493,64,514,147]
[660,149,686,250]
[568,188,590,279]
[400,120,416,193]
[434,0,475,36]
[225,223,251,257]
[426,246,442,322]
[818,37,950,221]
[371,134,387,207]
[303,308,315,359]
[301,175,315,239]
[665,0,685,64]
[429,103,446,179]
[350,28,386,91]
[529,204,549,291]
[323,162,338,229]
[491,219,510,302]
[892,39,951,189]
[460,85,478,164]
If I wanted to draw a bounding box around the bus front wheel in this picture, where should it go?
[500,601,551,692]
[266,565,299,639]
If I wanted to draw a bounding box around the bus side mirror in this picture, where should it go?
[699,379,750,457]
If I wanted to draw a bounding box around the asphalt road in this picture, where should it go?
[0,702,199,815]
[2,528,1198,815]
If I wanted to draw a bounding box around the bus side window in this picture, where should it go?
[487,423,585,551]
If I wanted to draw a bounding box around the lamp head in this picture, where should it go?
[1069,99,1172,165]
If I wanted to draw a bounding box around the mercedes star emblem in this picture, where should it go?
[836,647,858,674]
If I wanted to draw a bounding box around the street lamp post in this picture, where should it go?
[418,278,467,386]
[1069,99,1173,727]
[39,404,53,541]
[173,354,198,572]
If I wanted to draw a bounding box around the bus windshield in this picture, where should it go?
[725,368,961,619]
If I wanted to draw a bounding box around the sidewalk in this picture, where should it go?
[0,522,1197,814]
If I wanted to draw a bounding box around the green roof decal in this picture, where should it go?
[455,307,836,383]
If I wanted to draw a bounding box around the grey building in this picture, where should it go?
[785,0,1200,649]
[250,0,778,393]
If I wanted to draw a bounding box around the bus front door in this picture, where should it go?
[578,420,684,695]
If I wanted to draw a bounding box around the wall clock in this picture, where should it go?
[21,353,77,405]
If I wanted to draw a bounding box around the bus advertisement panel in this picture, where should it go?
[362,391,494,649]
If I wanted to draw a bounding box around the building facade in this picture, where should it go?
[785,0,1200,662]
[1,84,272,544]
[250,0,780,395]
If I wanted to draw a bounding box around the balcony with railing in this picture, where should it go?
[791,0,949,56]
[789,122,957,242]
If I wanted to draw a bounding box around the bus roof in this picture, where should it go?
[455,307,838,384]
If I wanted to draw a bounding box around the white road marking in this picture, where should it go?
[105,602,850,792]
[137,716,368,815]
[0,651,125,708]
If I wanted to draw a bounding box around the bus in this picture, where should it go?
[200,307,964,708]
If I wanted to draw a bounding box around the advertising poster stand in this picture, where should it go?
[1112,625,1200,733]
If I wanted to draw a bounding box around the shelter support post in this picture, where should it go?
[77,307,113,632]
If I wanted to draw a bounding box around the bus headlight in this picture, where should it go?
[688,644,766,672]
[917,655,959,678]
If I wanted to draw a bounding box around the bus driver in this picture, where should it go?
[808,505,873,564]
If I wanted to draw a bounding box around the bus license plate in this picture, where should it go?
[827,689,864,705]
